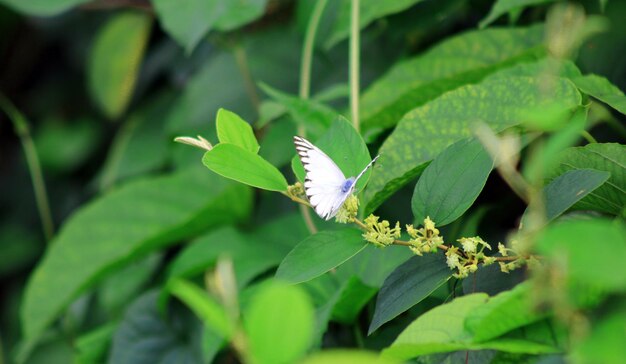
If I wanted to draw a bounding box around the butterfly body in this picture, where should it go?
[294,136,379,220]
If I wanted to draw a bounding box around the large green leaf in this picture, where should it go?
[335,245,413,287]
[480,0,556,29]
[88,12,152,119]
[152,0,223,53]
[547,143,626,216]
[291,116,374,193]
[275,229,367,284]
[301,350,401,364]
[109,291,204,364]
[412,139,493,226]
[522,169,610,226]
[216,108,260,154]
[363,76,581,213]
[464,283,545,343]
[325,0,426,48]
[535,218,626,292]
[203,143,288,191]
[0,0,89,16]
[20,167,251,354]
[368,253,452,334]
[214,0,267,31]
[359,25,545,138]
[573,306,626,364]
[244,281,315,364]
[572,74,626,115]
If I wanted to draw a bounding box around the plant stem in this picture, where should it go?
[233,43,260,115]
[299,0,328,103]
[0,94,54,242]
[580,130,597,144]
[349,0,361,132]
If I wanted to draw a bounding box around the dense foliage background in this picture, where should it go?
[1,0,625,363]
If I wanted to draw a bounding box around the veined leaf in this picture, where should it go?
[20,167,251,355]
[368,253,452,334]
[547,143,626,216]
[360,25,545,138]
[412,139,493,226]
[203,143,288,192]
[480,0,556,29]
[363,76,581,214]
[276,229,367,284]
[572,74,626,115]
[88,12,152,119]
[216,108,260,154]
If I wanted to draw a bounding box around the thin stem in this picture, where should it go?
[299,0,328,102]
[233,44,260,115]
[0,94,54,242]
[580,130,597,144]
[349,0,361,132]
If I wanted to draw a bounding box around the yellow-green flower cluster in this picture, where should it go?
[445,236,492,278]
[406,217,443,255]
[497,240,530,273]
[335,195,359,223]
[287,182,305,199]
[362,214,401,247]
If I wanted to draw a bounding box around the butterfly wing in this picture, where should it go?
[294,136,349,220]
[352,154,380,189]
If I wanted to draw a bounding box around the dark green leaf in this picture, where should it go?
[168,279,234,339]
[360,25,545,138]
[214,0,267,31]
[203,143,288,191]
[216,108,260,153]
[109,291,204,364]
[74,323,117,364]
[523,169,610,226]
[20,167,250,350]
[572,74,626,115]
[276,229,367,284]
[302,349,401,364]
[363,76,581,214]
[412,139,493,226]
[368,253,452,334]
[480,0,556,29]
[245,282,315,364]
[88,12,152,119]
[331,277,377,323]
[335,245,413,288]
[152,0,223,53]
[547,143,626,215]
[325,0,426,49]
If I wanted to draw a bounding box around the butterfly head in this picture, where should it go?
[341,177,356,194]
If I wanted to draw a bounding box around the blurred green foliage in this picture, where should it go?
[0,0,625,363]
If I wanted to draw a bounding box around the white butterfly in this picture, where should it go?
[294,136,380,220]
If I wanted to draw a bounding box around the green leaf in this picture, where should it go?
[331,277,377,323]
[301,349,401,364]
[382,294,489,359]
[0,0,89,16]
[20,167,250,352]
[245,282,315,364]
[573,306,626,364]
[216,108,260,153]
[464,283,545,343]
[523,169,610,226]
[214,0,268,31]
[368,253,452,334]
[360,25,545,138]
[168,279,234,339]
[325,0,426,49]
[547,143,626,216]
[335,245,413,288]
[152,0,224,53]
[275,229,367,284]
[363,75,581,214]
[109,291,204,363]
[202,143,288,191]
[88,12,151,119]
[535,218,626,292]
[412,139,493,226]
[261,83,336,138]
[572,74,626,115]
[291,116,374,193]
[480,0,556,29]
[74,323,117,364]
